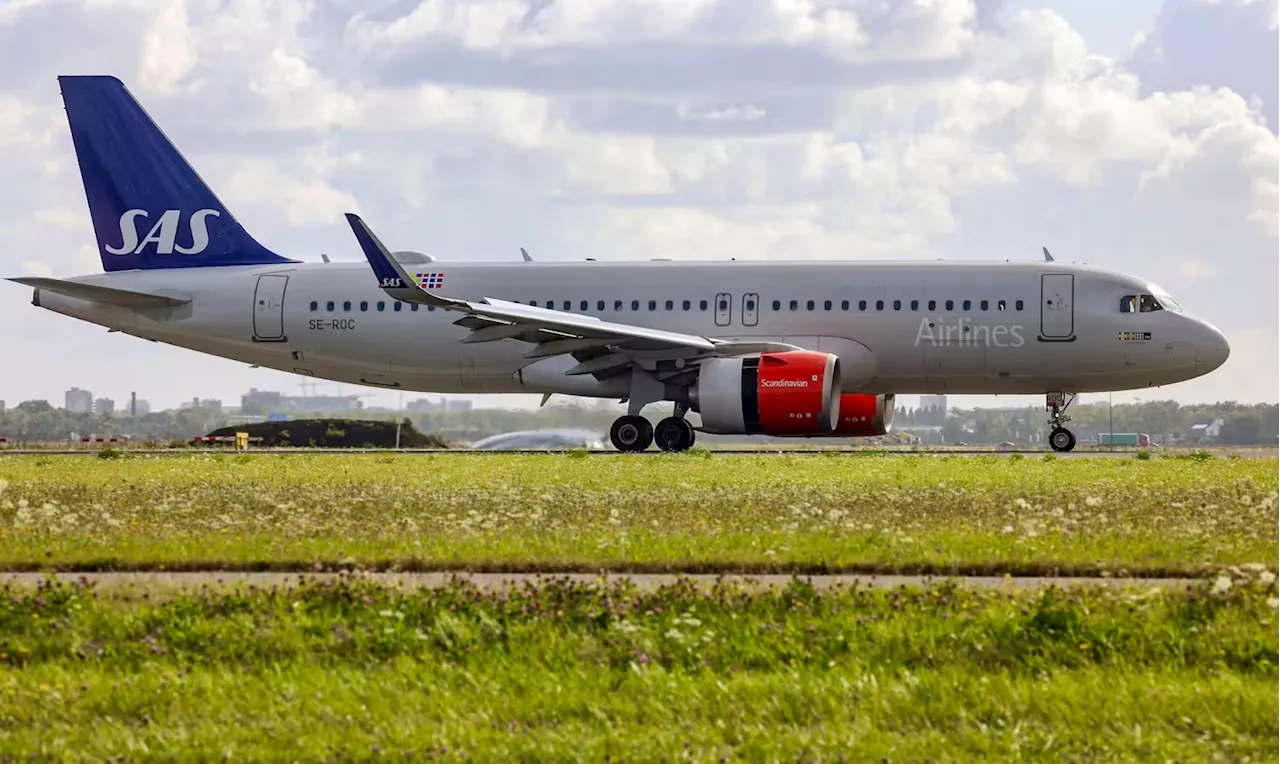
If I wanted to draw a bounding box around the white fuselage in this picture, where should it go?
[29,259,1229,397]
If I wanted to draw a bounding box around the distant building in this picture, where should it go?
[133,399,151,416]
[407,398,445,414]
[179,397,223,412]
[1189,417,1224,443]
[242,388,360,416]
[919,395,947,412]
[65,387,93,413]
[94,398,115,415]
[0,400,5,413]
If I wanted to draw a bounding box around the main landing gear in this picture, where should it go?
[1046,392,1077,452]
[610,405,696,453]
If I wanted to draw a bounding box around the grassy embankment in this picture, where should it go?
[0,573,1275,760]
[0,453,1274,575]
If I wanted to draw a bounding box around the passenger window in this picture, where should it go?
[859,300,867,311]
[614,300,623,311]
[928,300,936,311]
[563,301,572,311]
[580,300,589,311]
[428,305,435,311]
[377,302,385,312]
[893,300,901,311]
[648,300,657,311]
[806,300,815,311]
[773,300,781,311]
[980,300,988,311]
[343,301,351,312]
[1139,294,1163,313]
[597,300,605,311]
[546,301,555,309]
[945,300,953,311]
[326,301,334,312]
[997,300,1006,311]
[682,300,691,311]
[665,300,674,310]
[1015,300,1023,311]
[962,300,971,311]
[411,304,419,312]
[361,301,369,312]
[309,301,318,312]
[699,300,708,311]
[394,302,402,312]
[910,300,918,311]
[632,300,640,311]
[876,300,884,311]
[841,300,849,310]
[789,300,799,311]
[824,300,832,311]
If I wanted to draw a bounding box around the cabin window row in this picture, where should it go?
[310,300,436,312]
[310,297,1026,314]
[769,298,1025,313]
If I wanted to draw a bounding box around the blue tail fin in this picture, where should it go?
[59,75,297,272]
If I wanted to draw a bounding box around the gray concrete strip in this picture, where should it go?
[0,571,1200,591]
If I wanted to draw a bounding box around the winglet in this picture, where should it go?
[520,247,532,262]
[1042,246,1054,262]
[344,213,465,310]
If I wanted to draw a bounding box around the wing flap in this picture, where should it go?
[8,277,191,308]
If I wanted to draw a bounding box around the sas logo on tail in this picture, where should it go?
[105,208,221,256]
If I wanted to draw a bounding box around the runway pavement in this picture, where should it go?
[0,447,1272,457]
[1,571,1203,591]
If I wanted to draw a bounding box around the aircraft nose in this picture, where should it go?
[1195,319,1230,372]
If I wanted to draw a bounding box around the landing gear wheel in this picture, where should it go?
[1049,427,1076,453]
[654,417,695,452]
[610,415,653,452]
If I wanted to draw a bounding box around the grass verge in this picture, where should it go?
[0,454,1274,574]
[0,573,1275,760]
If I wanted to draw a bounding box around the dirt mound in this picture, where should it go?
[206,419,449,448]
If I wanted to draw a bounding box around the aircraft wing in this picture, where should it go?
[345,213,797,380]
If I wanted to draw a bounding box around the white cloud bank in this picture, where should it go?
[0,0,1274,409]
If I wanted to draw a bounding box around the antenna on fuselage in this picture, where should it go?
[1042,247,1054,262]
[521,247,533,262]
[321,254,331,263]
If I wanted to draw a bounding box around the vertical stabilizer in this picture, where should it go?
[58,75,297,272]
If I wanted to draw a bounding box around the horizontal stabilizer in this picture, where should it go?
[7,277,191,308]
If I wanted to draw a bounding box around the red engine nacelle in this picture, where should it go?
[694,351,842,435]
[833,393,896,436]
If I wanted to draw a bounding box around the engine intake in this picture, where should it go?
[694,351,842,435]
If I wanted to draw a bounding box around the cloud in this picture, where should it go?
[0,0,1274,409]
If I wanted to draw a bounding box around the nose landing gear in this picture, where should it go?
[1046,392,1077,452]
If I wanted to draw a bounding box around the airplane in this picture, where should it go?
[7,76,1231,453]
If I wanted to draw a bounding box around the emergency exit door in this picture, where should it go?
[714,293,732,327]
[1039,274,1075,340]
[742,293,759,326]
[253,274,288,342]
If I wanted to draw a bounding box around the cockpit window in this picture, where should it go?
[1121,294,1167,313]
[1155,293,1182,312]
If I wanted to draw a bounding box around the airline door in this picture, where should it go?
[252,275,288,342]
[1039,274,1075,340]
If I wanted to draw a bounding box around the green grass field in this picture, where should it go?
[0,453,1274,575]
[0,573,1275,760]
[0,453,1276,759]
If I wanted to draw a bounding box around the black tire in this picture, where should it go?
[610,415,653,452]
[1049,427,1076,453]
[654,417,695,452]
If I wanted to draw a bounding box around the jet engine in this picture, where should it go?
[833,393,896,436]
[693,351,842,435]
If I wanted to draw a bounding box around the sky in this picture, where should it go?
[0,0,1276,413]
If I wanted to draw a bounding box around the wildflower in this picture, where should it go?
[1210,575,1232,594]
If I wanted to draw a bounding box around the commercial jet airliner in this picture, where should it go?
[7,76,1231,452]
